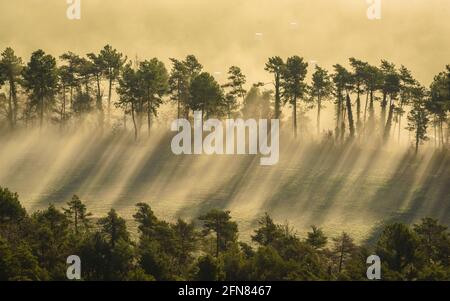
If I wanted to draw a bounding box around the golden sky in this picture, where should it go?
[1,0,449,85]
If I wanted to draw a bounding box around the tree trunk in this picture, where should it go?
[317,96,321,136]
[61,84,66,128]
[108,77,113,125]
[356,92,361,132]
[10,80,18,127]
[336,96,342,141]
[147,97,152,137]
[398,103,403,143]
[215,217,220,258]
[96,75,104,129]
[40,96,44,128]
[177,98,181,120]
[293,97,297,138]
[381,92,387,129]
[70,86,74,110]
[368,90,375,134]
[415,128,420,154]
[346,93,355,138]
[7,88,13,129]
[384,97,395,142]
[274,74,281,119]
[434,119,437,148]
[74,210,79,235]
[363,91,369,138]
[338,241,344,273]
[131,103,138,141]
[176,80,181,120]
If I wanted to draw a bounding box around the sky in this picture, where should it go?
[0,0,449,86]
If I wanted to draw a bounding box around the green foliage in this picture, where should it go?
[198,209,238,257]
[376,223,421,279]
[251,213,280,247]
[168,55,202,119]
[306,225,328,250]
[249,246,287,280]
[0,47,23,128]
[0,186,26,224]
[413,218,450,266]
[241,85,272,119]
[63,195,92,235]
[283,56,308,104]
[0,46,448,150]
[407,85,430,153]
[282,56,308,137]
[189,72,225,118]
[172,218,198,267]
[98,209,130,248]
[222,66,247,117]
[0,188,449,281]
[116,59,168,138]
[194,255,223,281]
[265,56,285,119]
[331,232,357,274]
[21,49,59,126]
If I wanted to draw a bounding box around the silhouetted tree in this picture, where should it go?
[306,225,328,250]
[222,66,246,117]
[311,65,333,136]
[251,213,280,247]
[63,195,92,235]
[241,85,272,119]
[22,50,58,127]
[407,85,430,153]
[0,47,23,128]
[362,64,383,136]
[333,64,355,140]
[265,56,285,119]
[349,58,368,132]
[429,66,450,147]
[189,72,224,121]
[332,232,356,274]
[97,209,129,248]
[396,66,416,142]
[199,209,238,257]
[0,187,26,224]
[97,45,126,125]
[283,56,308,138]
[137,58,169,136]
[376,223,420,279]
[413,218,450,266]
[116,62,144,140]
[172,218,197,269]
[381,63,401,142]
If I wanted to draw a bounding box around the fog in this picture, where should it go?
[1,122,448,243]
[1,0,449,242]
[1,0,449,86]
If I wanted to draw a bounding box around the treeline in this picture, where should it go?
[0,45,449,150]
[0,186,449,281]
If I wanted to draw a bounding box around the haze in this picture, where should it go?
[1,0,449,243]
[1,0,449,86]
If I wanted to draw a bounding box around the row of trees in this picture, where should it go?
[0,46,449,150]
[1,186,449,281]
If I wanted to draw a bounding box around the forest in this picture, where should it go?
[0,45,449,281]
[0,186,449,281]
[0,45,448,151]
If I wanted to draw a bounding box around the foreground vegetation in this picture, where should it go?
[0,186,449,281]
